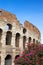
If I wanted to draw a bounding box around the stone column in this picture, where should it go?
[19,36,23,54]
[1,31,6,46]
[1,51,5,65]
[26,37,28,43]
[11,33,16,48]
[25,37,28,49]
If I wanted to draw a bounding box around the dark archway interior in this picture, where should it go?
[28,37,31,43]
[0,28,2,40]
[23,28,26,34]
[6,31,12,45]
[5,55,12,65]
[33,39,35,43]
[0,11,2,16]
[15,55,20,59]
[36,40,38,43]
[23,36,26,49]
[7,24,12,30]
[15,33,20,47]
[5,55,11,60]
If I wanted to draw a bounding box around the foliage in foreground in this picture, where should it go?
[14,43,43,65]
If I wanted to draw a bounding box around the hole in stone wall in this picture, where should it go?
[23,28,26,34]
[15,55,20,59]
[6,31,12,45]
[7,24,12,30]
[15,33,20,47]
[36,40,38,43]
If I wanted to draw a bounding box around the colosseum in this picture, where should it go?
[0,9,41,65]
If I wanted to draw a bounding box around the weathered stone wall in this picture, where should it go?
[0,9,41,65]
[24,21,41,43]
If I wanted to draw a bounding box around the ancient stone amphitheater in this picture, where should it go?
[0,9,41,65]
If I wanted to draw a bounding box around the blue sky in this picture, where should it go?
[0,0,43,43]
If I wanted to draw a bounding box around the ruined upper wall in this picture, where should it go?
[24,21,41,39]
[0,9,21,26]
[0,9,41,40]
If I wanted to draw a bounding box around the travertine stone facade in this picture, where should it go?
[0,9,41,65]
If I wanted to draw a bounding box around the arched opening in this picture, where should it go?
[5,55,12,65]
[23,28,26,34]
[36,40,38,44]
[33,39,35,43]
[7,24,12,30]
[15,55,20,59]
[23,36,26,49]
[6,31,12,45]
[0,11,2,16]
[0,28,3,41]
[15,33,20,47]
[28,37,31,43]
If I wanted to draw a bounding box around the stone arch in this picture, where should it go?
[28,37,31,43]
[15,33,20,47]
[23,36,26,49]
[6,31,12,45]
[23,28,26,34]
[15,55,20,59]
[0,11,2,16]
[36,40,38,43]
[7,24,12,30]
[5,54,12,65]
[33,38,35,43]
[0,28,3,40]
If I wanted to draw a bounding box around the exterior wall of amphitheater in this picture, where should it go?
[0,9,41,65]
